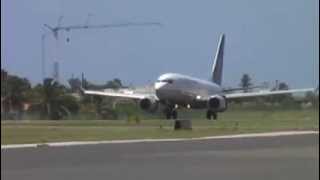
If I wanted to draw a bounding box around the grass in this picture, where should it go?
[1,108,318,145]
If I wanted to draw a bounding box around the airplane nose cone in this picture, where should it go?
[155,82,167,99]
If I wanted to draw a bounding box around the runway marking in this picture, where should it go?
[1,130,318,150]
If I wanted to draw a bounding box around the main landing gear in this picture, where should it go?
[164,106,178,120]
[206,110,217,120]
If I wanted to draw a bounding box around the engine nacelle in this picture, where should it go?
[139,98,159,113]
[207,95,227,112]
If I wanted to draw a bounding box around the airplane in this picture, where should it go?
[83,34,314,120]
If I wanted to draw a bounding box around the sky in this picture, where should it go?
[1,0,319,88]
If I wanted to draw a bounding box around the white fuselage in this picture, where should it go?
[155,73,223,108]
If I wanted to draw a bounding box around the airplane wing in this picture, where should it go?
[222,85,263,93]
[83,89,158,100]
[225,88,314,99]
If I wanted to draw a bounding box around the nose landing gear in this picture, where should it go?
[164,106,178,120]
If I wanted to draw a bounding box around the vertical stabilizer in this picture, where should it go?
[211,34,225,85]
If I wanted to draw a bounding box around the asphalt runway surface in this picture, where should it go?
[2,134,319,180]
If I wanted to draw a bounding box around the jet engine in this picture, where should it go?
[139,98,159,113]
[207,95,227,112]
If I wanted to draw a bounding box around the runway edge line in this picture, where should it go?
[2,130,319,150]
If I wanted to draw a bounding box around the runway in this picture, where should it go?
[2,134,319,180]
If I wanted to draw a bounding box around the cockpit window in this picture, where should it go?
[166,79,173,84]
[157,79,174,84]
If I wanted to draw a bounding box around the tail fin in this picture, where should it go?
[211,34,225,85]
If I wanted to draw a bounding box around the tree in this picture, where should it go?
[1,70,32,119]
[106,78,123,89]
[268,81,293,105]
[1,69,8,97]
[30,78,79,120]
[68,77,82,93]
[239,74,252,92]
[305,91,315,102]
[278,82,289,90]
[79,78,125,119]
[83,78,124,90]
[1,71,31,100]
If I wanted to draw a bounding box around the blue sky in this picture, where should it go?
[1,0,319,88]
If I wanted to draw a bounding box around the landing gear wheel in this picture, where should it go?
[164,107,172,120]
[206,110,218,120]
[206,110,212,120]
[166,112,171,119]
[164,107,178,120]
[212,112,217,120]
[172,110,178,119]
